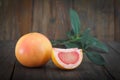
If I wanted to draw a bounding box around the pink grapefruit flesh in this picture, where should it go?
[58,51,79,64]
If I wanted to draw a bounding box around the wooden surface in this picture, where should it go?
[114,0,120,42]
[0,41,120,80]
[0,0,120,41]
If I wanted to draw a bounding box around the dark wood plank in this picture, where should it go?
[0,0,32,40]
[53,0,71,40]
[114,0,120,42]
[46,54,110,80]
[33,0,71,40]
[102,43,120,80]
[95,0,114,41]
[0,0,117,41]
[47,0,58,40]
[12,61,49,80]
[32,0,43,32]
[48,0,72,40]
[32,0,51,38]
[0,0,19,40]
[15,0,32,36]
[0,41,16,80]
[0,0,4,40]
[108,42,120,53]
[46,60,80,80]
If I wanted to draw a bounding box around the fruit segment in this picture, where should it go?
[52,48,83,70]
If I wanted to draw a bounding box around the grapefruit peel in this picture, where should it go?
[15,32,52,67]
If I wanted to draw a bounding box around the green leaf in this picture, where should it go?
[86,52,105,65]
[77,28,91,49]
[69,9,81,35]
[79,29,109,52]
[65,42,79,48]
[87,37,109,52]
[93,38,109,52]
[67,31,75,39]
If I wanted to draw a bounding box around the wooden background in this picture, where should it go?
[0,0,120,42]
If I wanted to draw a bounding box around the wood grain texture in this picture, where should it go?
[32,0,43,32]
[12,61,49,80]
[32,0,51,38]
[0,0,18,40]
[53,0,71,40]
[15,0,32,36]
[114,0,120,42]
[108,42,120,55]
[95,0,114,41]
[102,43,120,80]
[0,41,16,80]
[0,0,119,41]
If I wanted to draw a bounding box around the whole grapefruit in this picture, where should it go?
[15,32,52,67]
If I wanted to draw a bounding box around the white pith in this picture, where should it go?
[53,48,83,69]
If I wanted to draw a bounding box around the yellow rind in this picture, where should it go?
[51,51,65,69]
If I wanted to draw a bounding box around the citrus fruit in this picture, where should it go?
[15,32,52,67]
[51,48,83,70]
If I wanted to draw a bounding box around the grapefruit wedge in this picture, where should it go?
[52,48,83,70]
